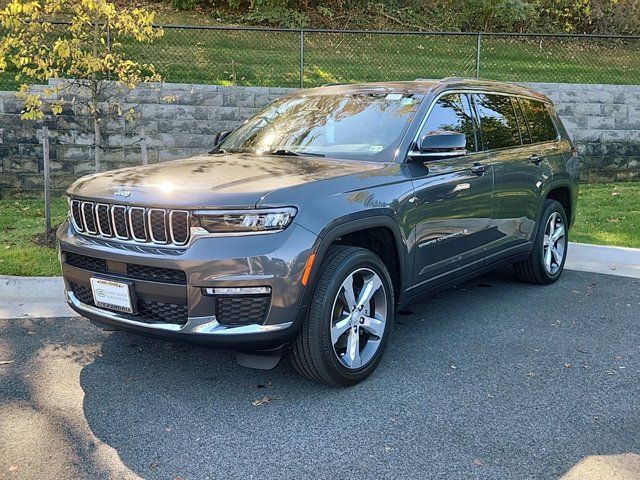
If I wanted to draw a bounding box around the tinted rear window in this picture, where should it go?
[520,98,558,143]
[473,94,521,150]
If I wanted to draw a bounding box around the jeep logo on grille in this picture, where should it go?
[113,189,131,198]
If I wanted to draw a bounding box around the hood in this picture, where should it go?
[67,153,382,208]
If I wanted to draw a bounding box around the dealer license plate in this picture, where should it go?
[90,277,134,314]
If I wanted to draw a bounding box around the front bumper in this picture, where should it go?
[58,220,317,350]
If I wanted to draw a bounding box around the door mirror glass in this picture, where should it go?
[411,132,467,159]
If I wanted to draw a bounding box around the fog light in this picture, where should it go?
[203,286,271,296]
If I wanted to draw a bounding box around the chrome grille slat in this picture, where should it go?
[95,203,113,237]
[148,208,168,244]
[70,200,84,232]
[129,207,148,242]
[69,200,190,247]
[112,205,129,239]
[81,201,97,234]
[169,210,190,246]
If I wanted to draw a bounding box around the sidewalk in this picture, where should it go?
[1,242,638,320]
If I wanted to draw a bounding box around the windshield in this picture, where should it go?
[220,92,424,162]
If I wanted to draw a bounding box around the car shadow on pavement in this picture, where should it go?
[78,268,640,479]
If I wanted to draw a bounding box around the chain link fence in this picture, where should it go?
[2,24,640,90]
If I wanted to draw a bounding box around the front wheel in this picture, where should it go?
[289,246,394,387]
[514,199,568,285]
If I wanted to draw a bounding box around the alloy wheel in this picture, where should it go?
[543,211,566,275]
[330,268,388,370]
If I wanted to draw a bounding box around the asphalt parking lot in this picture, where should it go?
[1,267,639,479]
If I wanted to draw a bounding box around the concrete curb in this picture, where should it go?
[1,242,638,320]
[0,275,75,319]
[565,242,640,279]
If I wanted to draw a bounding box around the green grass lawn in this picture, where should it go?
[0,198,68,276]
[2,28,640,90]
[0,182,638,276]
[571,183,640,248]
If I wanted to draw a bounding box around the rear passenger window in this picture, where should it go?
[520,98,558,143]
[473,94,521,150]
[512,97,532,144]
[421,93,476,151]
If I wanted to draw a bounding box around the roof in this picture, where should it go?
[293,77,551,103]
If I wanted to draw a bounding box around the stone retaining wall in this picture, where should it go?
[0,80,638,196]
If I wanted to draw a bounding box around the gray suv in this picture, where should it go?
[58,78,579,386]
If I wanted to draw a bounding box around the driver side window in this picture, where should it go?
[421,93,477,152]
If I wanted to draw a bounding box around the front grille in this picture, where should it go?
[64,252,186,285]
[216,296,270,326]
[70,199,190,247]
[70,283,188,326]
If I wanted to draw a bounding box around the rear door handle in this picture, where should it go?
[530,154,543,165]
[470,163,488,175]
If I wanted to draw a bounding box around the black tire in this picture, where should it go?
[289,246,394,387]
[513,199,568,285]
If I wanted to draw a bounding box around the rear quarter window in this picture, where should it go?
[473,93,521,150]
[520,98,558,143]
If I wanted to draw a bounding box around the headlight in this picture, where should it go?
[193,207,297,235]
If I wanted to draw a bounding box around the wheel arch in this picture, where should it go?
[303,212,409,306]
[538,179,577,232]
[546,185,573,226]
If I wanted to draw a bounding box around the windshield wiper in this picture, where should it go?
[267,148,325,158]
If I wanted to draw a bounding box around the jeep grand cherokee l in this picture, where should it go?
[58,78,579,386]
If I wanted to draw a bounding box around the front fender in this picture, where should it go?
[294,210,411,310]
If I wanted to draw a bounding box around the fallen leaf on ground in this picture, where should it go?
[0,360,15,365]
[252,396,276,406]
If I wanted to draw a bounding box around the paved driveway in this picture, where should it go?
[1,268,639,479]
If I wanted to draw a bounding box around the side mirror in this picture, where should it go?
[209,130,232,154]
[214,130,231,147]
[409,132,467,160]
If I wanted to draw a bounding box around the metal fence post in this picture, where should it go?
[41,126,51,234]
[299,29,305,88]
[475,33,482,78]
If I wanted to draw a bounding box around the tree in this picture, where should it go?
[0,0,163,173]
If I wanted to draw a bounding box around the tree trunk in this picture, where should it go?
[42,126,51,235]
[92,15,101,173]
[93,114,101,173]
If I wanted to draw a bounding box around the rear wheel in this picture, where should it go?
[289,246,394,387]
[514,199,568,285]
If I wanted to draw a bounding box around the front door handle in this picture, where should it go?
[470,163,488,175]
[530,154,543,165]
